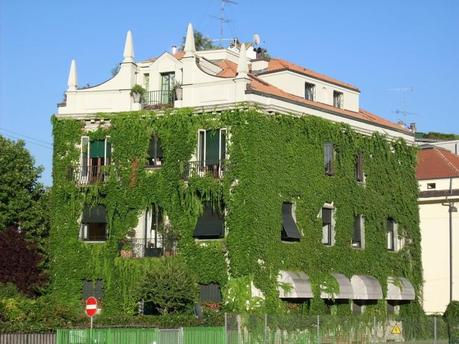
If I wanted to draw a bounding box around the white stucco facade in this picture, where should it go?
[56,24,414,143]
[418,176,459,314]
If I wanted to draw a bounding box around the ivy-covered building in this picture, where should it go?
[51,23,422,318]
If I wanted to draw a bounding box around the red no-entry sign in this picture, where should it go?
[85,297,98,317]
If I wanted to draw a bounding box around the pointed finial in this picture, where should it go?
[237,43,248,76]
[184,23,196,56]
[123,30,135,63]
[67,59,78,91]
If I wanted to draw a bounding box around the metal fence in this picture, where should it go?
[0,333,55,344]
[225,314,451,344]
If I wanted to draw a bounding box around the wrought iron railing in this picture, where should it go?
[143,90,174,107]
[184,160,226,180]
[68,164,111,185]
[120,238,177,258]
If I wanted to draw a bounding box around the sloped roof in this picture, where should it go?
[416,147,459,180]
[258,58,360,92]
[247,75,410,133]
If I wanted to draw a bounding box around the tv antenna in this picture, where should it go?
[389,87,417,120]
[211,0,237,45]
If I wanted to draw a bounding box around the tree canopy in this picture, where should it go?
[0,135,49,243]
[181,29,219,51]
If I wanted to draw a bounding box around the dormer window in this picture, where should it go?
[333,91,343,108]
[305,82,315,101]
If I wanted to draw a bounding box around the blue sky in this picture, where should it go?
[1,0,458,186]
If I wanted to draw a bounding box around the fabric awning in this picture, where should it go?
[387,277,415,300]
[193,202,224,239]
[277,271,313,298]
[82,205,107,224]
[350,275,383,300]
[321,273,353,299]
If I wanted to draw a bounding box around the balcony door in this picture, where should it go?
[160,72,175,104]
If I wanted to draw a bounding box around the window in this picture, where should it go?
[387,218,398,251]
[196,129,227,178]
[305,82,315,101]
[136,204,166,257]
[80,205,107,241]
[160,72,175,104]
[355,152,364,182]
[281,202,301,241]
[322,206,335,246]
[324,143,335,176]
[333,91,343,108]
[193,201,224,239]
[427,183,436,189]
[199,284,222,303]
[352,215,365,249]
[80,136,111,184]
[146,135,163,168]
[82,279,104,300]
[143,73,150,91]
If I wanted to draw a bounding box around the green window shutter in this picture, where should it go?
[105,138,112,158]
[156,137,163,159]
[206,130,219,165]
[90,140,105,158]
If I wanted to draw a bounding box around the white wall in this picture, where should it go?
[258,71,360,112]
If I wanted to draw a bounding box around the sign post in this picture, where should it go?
[85,297,98,341]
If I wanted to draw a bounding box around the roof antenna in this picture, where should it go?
[211,0,237,46]
[389,87,417,126]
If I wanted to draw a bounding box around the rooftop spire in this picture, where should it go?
[67,59,78,91]
[237,43,248,77]
[123,30,135,63]
[184,23,196,56]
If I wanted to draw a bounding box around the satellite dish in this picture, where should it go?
[253,33,261,46]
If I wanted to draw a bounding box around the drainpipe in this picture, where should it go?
[442,177,457,303]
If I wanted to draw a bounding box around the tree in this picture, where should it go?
[181,30,219,51]
[0,136,49,245]
[137,259,197,314]
[0,226,46,295]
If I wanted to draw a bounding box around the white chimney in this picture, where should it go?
[171,45,177,55]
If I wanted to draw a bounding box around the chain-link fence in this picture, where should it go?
[225,314,451,344]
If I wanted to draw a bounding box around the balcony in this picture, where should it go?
[119,238,177,258]
[68,164,111,185]
[184,160,226,180]
[143,90,175,108]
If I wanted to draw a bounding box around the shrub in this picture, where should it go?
[137,258,198,314]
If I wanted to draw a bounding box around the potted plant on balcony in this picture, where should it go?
[173,82,183,101]
[130,84,146,103]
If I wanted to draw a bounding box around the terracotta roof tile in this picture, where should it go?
[416,147,459,180]
[215,60,238,77]
[260,58,360,92]
[247,75,410,133]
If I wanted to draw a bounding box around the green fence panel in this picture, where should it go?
[183,327,225,344]
[57,328,159,344]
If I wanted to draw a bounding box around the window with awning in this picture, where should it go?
[386,277,415,300]
[193,202,224,239]
[281,202,301,241]
[350,275,383,300]
[320,273,353,299]
[81,205,107,241]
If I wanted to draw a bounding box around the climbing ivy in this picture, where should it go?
[49,107,422,321]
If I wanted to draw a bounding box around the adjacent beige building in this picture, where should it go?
[417,146,459,313]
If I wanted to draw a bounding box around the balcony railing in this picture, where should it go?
[119,238,177,258]
[143,90,174,107]
[68,164,111,185]
[184,160,226,180]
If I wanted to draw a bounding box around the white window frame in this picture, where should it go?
[80,136,90,184]
[104,136,111,166]
[321,203,335,246]
[387,219,398,251]
[352,214,365,249]
[196,128,227,177]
